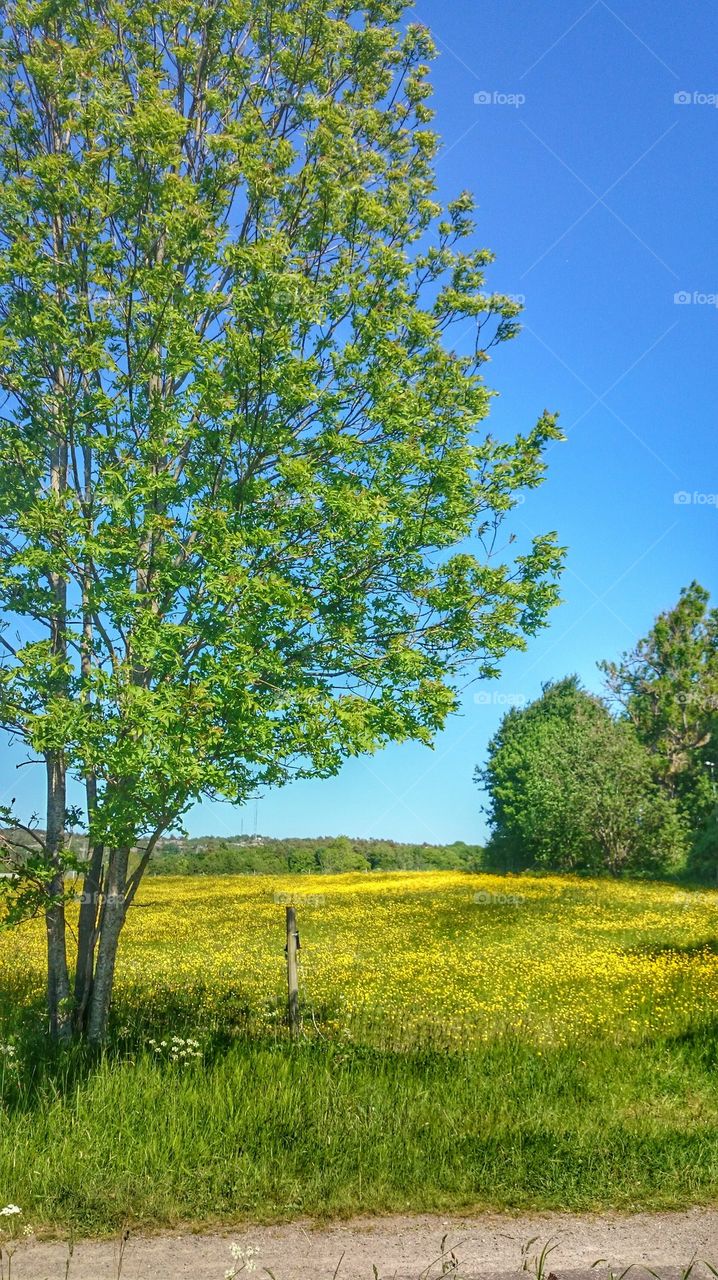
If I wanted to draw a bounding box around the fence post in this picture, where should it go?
[285,905,300,1038]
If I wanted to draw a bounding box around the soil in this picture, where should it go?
[8,1207,718,1280]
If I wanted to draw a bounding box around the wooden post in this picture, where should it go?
[286,905,300,1038]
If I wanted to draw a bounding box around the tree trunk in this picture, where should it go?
[45,752,71,1042]
[74,829,104,1034]
[46,244,70,1038]
[85,846,130,1044]
[75,444,101,1035]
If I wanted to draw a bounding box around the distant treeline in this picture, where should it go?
[145,834,484,876]
[0,829,484,878]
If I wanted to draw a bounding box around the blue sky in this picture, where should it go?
[5,1,717,846]
[190,0,716,845]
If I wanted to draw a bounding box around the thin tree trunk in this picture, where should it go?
[45,752,71,1042]
[75,509,103,1034]
[73,424,106,1034]
[46,323,71,1038]
[86,845,130,1044]
[74,820,104,1033]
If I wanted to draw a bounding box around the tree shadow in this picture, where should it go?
[626,937,718,958]
[654,1015,718,1072]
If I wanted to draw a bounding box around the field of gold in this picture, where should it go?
[3,870,718,1046]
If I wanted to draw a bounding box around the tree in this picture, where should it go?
[316,836,369,873]
[0,0,563,1042]
[600,583,718,842]
[287,845,319,875]
[477,678,686,875]
[689,813,718,881]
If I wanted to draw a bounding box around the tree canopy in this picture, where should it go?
[477,677,685,876]
[600,582,718,841]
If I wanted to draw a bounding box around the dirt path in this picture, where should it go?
[9,1208,718,1280]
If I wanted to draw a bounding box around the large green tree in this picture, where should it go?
[600,583,718,845]
[477,678,685,875]
[0,0,562,1041]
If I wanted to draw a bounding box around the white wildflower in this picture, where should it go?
[147,1033,202,1063]
[227,1242,260,1275]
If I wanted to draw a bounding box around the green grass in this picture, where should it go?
[3,1027,718,1234]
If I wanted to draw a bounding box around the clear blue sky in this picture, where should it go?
[6,0,718,845]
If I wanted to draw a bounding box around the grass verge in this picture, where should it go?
[2,1026,718,1235]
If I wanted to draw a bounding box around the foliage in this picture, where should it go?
[141,833,485,876]
[600,582,718,869]
[477,677,686,875]
[315,836,369,874]
[0,0,562,1038]
[686,812,718,883]
[0,808,85,928]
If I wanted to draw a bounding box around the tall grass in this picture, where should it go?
[2,1025,718,1234]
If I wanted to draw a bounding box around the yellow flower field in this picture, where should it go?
[3,870,718,1047]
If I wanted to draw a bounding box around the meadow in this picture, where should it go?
[3,870,718,1233]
